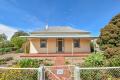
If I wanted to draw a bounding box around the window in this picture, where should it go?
[40,39,47,48]
[73,39,80,48]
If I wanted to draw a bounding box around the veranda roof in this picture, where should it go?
[20,34,97,39]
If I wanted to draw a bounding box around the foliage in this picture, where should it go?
[83,52,105,67]
[0,47,12,54]
[97,14,120,50]
[11,31,29,50]
[16,49,24,53]
[2,41,14,48]
[11,31,29,40]
[0,41,14,54]
[105,47,120,58]
[11,37,27,49]
[0,57,13,65]
[0,59,6,65]
[107,55,120,67]
[0,66,38,80]
[105,55,120,78]
[81,52,120,79]
[0,33,7,42]
[80,70,103,80]
[17,59,53,68]
[97,13,120,58]
[17,59,40,68]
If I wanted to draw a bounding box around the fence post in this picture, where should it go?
[38,66,44,80]
[74,66,80,80]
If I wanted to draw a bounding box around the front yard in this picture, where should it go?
[0,53,22,67]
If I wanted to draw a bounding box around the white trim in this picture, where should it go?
[20,36,97,38]
[0,67,38,70]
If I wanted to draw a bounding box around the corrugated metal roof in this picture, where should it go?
[20,26,95,38]
[32,26,90,33]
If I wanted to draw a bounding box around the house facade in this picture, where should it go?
[22,26,94,54]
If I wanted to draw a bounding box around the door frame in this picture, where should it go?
[56,38,64,53]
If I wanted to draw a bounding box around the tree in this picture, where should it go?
[11,31,29,49]
[0,33,7,42]
[97,13,120,58]
[11,37,26,48]
[11,31,29,40]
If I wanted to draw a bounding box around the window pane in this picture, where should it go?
[74,39,80,48]
[40,39,47,48]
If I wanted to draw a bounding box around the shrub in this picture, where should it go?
[0,57,13,65]
[4,47,12,52]
[11,37,27,49]
[17,59,40,68]
[106,55,120,78]
[80,52,106,80]
[0,66,38,80]
[0,59,6,65]
[83,52,105,67]
[0,48,12,55]
[16,49,23,53]
[0,41,14,48]
[0,48,4,55]
[80,69,103,80]
[17,59,53,68]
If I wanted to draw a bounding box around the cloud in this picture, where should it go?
[0,24,18,40]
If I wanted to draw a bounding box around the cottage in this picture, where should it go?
[21,26,96,57]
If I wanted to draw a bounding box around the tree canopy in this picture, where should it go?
[0,33,7,42]
[97,13,120,58]
[11,31,29,40]
[11,31,29,49]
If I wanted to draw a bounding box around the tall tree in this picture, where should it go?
[97,13,120,58]
[11,31,29,40]
[0,33,7,42]
[11,31,29,49]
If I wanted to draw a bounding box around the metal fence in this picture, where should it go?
[0,67,40,80]
[0,66,120,80]
[74,67,120,80]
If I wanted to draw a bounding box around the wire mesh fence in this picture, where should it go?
[75,67,120,80]
[0,67,39,80]
[0,66,120,80]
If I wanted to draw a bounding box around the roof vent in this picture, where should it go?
[45,24,48,30]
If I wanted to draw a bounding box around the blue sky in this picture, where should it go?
[0,0,120,39]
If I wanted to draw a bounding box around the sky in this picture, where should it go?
[0,0,120,39]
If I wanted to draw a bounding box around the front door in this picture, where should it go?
[57,39,64,52]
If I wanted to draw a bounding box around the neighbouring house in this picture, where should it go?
[21,26,96,55]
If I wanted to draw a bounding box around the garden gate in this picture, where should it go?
[39,66,120,80]
[40,65,76,80]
